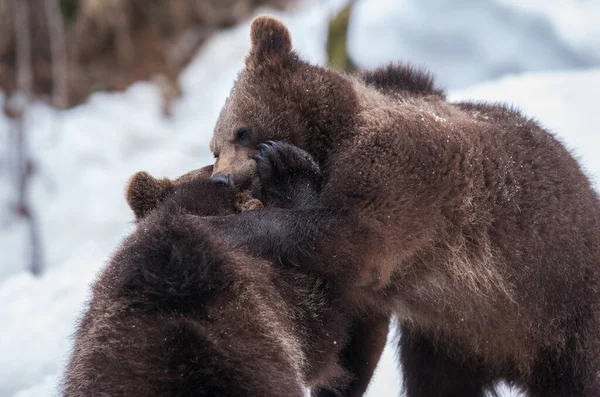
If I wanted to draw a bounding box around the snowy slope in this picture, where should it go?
[497,0,600,59]
[349,0,600,89]
[1,1,600,396]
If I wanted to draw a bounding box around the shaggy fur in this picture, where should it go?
[361,63,445,98]
[205,16,600,397]
[60,163,382,396]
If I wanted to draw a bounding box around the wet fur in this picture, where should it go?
[206,16,600,396]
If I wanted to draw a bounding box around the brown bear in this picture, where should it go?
[203,16,600,397]
[60,162,386,397]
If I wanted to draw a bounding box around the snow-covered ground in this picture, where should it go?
[350,0,600,89]
[1,0,599,396]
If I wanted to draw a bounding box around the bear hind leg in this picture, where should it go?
[400,325,491,397]
[312,315,390,397]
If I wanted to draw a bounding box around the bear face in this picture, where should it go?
[211,17,359,186]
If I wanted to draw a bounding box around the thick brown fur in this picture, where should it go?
[61,164,367,396]
[361,63,445,99]
[206,16,600,397]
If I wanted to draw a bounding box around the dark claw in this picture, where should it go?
[210,174,234,188]
[254,141,277,160]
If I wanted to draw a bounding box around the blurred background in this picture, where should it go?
[1,0,599,395]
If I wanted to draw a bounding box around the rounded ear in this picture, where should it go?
[126,171,174,220]
[247,15,292,65]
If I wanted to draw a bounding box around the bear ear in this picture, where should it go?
[247,15,292,65]
[126,171,173,220]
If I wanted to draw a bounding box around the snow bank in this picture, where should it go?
[497,0,600,60]
[349,0,600,89]
[1,0,599,395]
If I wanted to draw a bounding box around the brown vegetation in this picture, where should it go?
[0,0,291,110]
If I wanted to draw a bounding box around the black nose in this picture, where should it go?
[210,174,234,187]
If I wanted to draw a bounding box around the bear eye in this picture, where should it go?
[235,127,251,146]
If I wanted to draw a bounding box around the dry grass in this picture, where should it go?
[0,0,292,111]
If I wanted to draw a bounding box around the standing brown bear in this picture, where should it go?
[205,16,600,397]
[61,163,386,397]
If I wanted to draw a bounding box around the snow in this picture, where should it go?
[0,0,599,396]
[497,0,600,59]
[349,0,600,89]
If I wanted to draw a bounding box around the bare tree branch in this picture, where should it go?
[44,0,69,107]
[10,0,43,276]
[12,0,33,97]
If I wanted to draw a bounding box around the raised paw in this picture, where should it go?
[253,141,321,208]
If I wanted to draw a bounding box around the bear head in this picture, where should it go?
[210,16,359,187]
[126,165,262,221]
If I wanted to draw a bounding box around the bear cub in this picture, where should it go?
[205,15,600,397]
[61,155,372,397]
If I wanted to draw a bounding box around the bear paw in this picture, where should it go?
[254,141,321,208]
